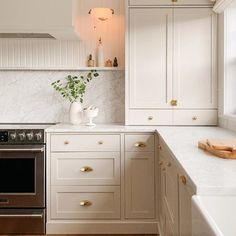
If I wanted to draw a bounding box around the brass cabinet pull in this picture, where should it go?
[80,166,93,172]
[192,116,198,121]
[98,141,103,145]
[171,99,178,106]
[158,145,162,150]
[179,175,187,185]
[167,162,172,167]
[134,142,147,148]
[148,116,154,121]
[159,161,163,166]
[64,141,69,145]
[162,167,166,171]
[80,200,92,207]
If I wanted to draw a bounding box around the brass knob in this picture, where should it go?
[98,141,103,145]
[158,145,162,150]
[162,167,166,171]
[134,142,147,148]
[180,175,187,185]
[159,161,163,166]
[167,162,171,167]
[64,141,69,145]
[171,99,178,106]
[192,116,197,121]
[148,116,154,121]
[80,166,93,172]
[80,200,92,207]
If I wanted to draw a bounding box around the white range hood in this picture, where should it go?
[0,0,80,39]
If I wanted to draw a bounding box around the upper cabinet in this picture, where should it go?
[0,0,80,39]
[129,0,214,6]
[126,1,218,125]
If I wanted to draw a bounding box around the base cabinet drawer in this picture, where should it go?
[127,110,173,125]
[51,152,120,185]
[51,186,120,220]
[50,134,120,152]
[173,110,217,125]
[125,134,154,152]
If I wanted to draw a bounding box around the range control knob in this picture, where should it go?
[18,132,26,141]
[35,132,43,141]
[9,132,17,140]
[26,132,34,141]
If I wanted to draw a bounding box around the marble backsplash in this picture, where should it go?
[0,70,125,124]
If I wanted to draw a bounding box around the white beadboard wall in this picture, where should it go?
[0,0,125,70]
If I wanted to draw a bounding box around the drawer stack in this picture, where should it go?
[124,134,155,219]
[50,134,121,220]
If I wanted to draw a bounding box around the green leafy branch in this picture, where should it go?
[51,70,99,103]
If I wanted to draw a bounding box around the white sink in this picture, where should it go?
[192,195,236,236]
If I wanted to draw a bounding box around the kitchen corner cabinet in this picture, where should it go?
[46,132,157,234]
[158,138,195,236]
[126,3,217,125]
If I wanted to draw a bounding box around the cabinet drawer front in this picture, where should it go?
[125,134,154,152]
[50,134,120,152]
[51,186,120,219]
[173,110,217,125]
[129,0,213,5]
[128,110,173,125]
[51,152,120,185]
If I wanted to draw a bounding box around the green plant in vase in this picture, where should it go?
[51,70,99,125]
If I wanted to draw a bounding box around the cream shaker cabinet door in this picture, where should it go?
[173,8,217,109]
[128,8,172,109]
[125,152,155,219]
[178,175,195,236]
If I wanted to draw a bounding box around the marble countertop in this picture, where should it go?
[45,123,157,133]
[157,126,236,195]
[46,123,236,195]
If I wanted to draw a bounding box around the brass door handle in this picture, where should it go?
[80,166,93,172]
[134,142,147,148]
[148,116,154,121]
[80,200,92,206]
[171,100,178,106]
[179,175,187,185]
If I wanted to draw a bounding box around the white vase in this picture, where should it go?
[69,102,83,125]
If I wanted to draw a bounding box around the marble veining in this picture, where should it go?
[0,70,125,124]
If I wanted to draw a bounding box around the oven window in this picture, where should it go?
[0,158,35,193]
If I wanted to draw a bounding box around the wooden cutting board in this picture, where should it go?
[198,140,236,159]
[207,139,236,153]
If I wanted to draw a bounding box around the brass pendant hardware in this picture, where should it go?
[80,166,93,172]
[80,200,92,207]
[148,116,154,121]
[179,175,187,185]
[64,141,69,145]
[171,100,178,106]
[134,142,147,148]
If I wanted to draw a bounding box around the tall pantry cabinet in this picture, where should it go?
[126,0,218,125]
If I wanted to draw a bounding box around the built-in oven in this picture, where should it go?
[0,128,46,234]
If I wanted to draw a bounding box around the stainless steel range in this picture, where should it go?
[0,124,49,234]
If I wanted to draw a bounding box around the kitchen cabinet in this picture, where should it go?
[158,138,195,236]
[125,134,155,219]
[47,132,157,234]
[129,0,214,6]
[126,3,217,125]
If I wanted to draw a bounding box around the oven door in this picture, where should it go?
[0,145,45,208]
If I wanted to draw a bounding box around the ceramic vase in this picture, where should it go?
[69,101,83,125]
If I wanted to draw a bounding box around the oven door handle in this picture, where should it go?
[0,214,43,218]
[0,148,44,153]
